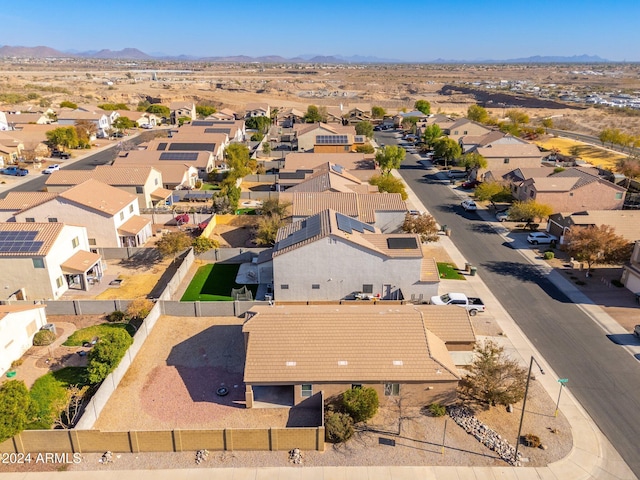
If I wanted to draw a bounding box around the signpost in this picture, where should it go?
[555,378,569,417]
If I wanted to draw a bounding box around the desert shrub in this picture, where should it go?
[33,330,56,346]
[107,310,127,323]
[341,387,379,423]
[427,402,446,417]
[524,433,541,448]
[28,374,68,429]
[250,132,264,142]
[126,298,153,321]
[324,411,354,443]
[543,251,555,260]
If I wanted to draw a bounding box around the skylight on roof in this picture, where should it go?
[392,360,403,366]
[285,361,297,367]
[338,360,348,366]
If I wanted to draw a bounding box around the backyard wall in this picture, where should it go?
[199,247,267,263]
[161,300,268,317]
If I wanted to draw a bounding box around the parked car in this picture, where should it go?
[429,292,485,316]
[1,166,28,176]
[634,325,640,338]
[461,200,477,211]
[496,209,510,222]
[461,180,481,189]
[527,232,558,245]
[51,150,70,159]
[141,124,153,129]
[447,169,468,179]
[352,291,379,300]
[42,164,60,174]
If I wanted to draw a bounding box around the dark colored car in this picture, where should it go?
[461,180,481,189]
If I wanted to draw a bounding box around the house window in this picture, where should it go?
[312,284,320,289]
[88,238,97,246]
[32,258,44,269]
[454,130,458,135]
[48,217,58,222]
[280,284,289,290]
[25,217,35,222]
[351,384,362,389]
[56,276,64,288]
[384,383,400,396]
[616,192,623,200]
[301,384,312,398]
[154,178,159,185]
[463,130,468,135]
[129,204,134,213]
[529,191,534,198]
[362,284,373,294]
[71,236,79,248]
[136,186,143,193]
[344,146,349,152]
[503,158,510,164]
[569,192,574,197]
[119,211,125,221]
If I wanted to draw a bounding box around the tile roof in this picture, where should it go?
[414,305,476,344]
[58,179,136,216]
[45,166,156,187]
[528,177,579,192]
[0,222,64,257]
[502,167,555,182]
[552,211,640,242]
[117,215,151,236]
[243,305,461,384]
[116,150,211,169]
[289,192,406,223]
[284,153,376,172]
[169,101,195,110]
[150,187,173,200]
[420,256,440,283]
[0,303,46,321]
[476,143,543,159]
[0,192,58,212]
[61,250,102,274]
[57,111,106,121]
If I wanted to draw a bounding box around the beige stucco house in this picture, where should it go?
[0,304,48,377]
[169,101,196,124]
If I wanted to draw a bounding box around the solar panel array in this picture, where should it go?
[276,215,322,250]
[159,152,199,161]
[156,142,168,151]
[192,121,215,127]
[335,212,375,234]
[387,237,418,250]
[204,128,231,134]
[168,143,216,152]
[354,135,365,143]
[316,135,349,145]
[0,231,43,254]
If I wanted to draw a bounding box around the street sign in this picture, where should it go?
[558,378,569,384]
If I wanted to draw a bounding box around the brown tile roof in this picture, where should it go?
[58,179,136,216]
[117,215,151,236]
[150,187,173,200]
[0,303,46,321]
[553,211,640,242]
[243,305,461,384]
[0,222,64,257]
[414,305,476,344]
[528,177,579,192]
[286,170,360,193]
[110,162,193,185]
[61,250,102,274]
[169,101,195,110]
[420,256,440,283]
[57,111,106,121]
[45,166,157,187]
[0,192,58,212]
[116,150,211,169]
[476,143,543,159]
[284,153,376,172]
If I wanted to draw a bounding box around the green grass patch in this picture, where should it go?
[235,208,257,215]
[200,183,220,191]
[437,262,466,280]
[63,323,134,346]
[181,263,258,301]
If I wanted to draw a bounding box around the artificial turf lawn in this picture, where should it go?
[181,263,258,301]
[63,323,134,346]
[437,262,466,280]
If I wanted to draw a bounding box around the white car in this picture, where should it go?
[527,232,558,245]
[496,210,510,222]
[461,200,477,211]
[42,164,60,174]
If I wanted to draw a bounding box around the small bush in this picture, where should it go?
[107,310,127,323]
[342,387,379,423]
[543,251,554,260]
[427,403,446,417]
[33,330,56,346]
[325,411,354,443]
[126,298,153,321]
[524,433,541,448]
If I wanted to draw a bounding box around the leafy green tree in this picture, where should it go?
[255,215,285,246]
[369,174,408,200]
[59,100,78,109]
[192,236,219,254]
[146,104,170,117]
[113,116,135,131]
[401,212,439,243]
[262,141,271,155]
[375,145,405,174]
[506,109,530,126]
[401,116,419,132]
[99,103,129,111]
[225,143,253,178]
[355,144,375,154]
[156,231,192,263]
[474,182,512,207]
[355,120,374,139]
[261,198,291,218]
[433,137,461,168]
[29,374,68,429]
[46,126,79,150]
[467,105,490,123]
[0,380,36,442]
[196,105,217,118]
[541,117,553,133]
[461,340,527,407]
[245,116,271,133]
[414,100,431,115]
[422,124,443,148]
[137,100,151,112]
[177,116,191,126]
[509,200,553,228]
[342,387,379,423]
[563,225,632,273]
[250,132,264,142]
[303,105,326,123]
[371,106,386,119]
[458,152,487,172]
[87,329,133,384]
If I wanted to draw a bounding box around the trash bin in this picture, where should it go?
[469,266,477,276]
[441,224,448,232]
[465,262,471,273]
[445,228,452,237]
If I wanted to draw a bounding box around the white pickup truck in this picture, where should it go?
[429,292,485,316]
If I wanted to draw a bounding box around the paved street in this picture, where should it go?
[376,129,640,477]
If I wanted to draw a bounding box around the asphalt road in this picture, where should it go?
[377,130,640,476]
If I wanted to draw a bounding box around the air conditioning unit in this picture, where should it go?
[41,323,57,335]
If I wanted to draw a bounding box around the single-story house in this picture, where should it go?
[548,210,640,244]
[283,153,377,182]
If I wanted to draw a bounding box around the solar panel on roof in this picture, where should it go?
[159,152,199,161]
[335,212,375,234]
[168,143,216,152]
[0,231,38,242]
[204,128,231,134]
[387,237,418,250]
[191,121,215,126]
[276,215,322,250]
[0,234,43,253]
[316,135,348,145]
[156,142,168,151]
[331,164,343,174]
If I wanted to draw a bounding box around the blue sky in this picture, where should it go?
[1,0,639,61]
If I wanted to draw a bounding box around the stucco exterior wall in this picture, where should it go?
[0,306,47,376]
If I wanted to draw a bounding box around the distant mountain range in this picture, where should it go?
[0,45,614,64]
